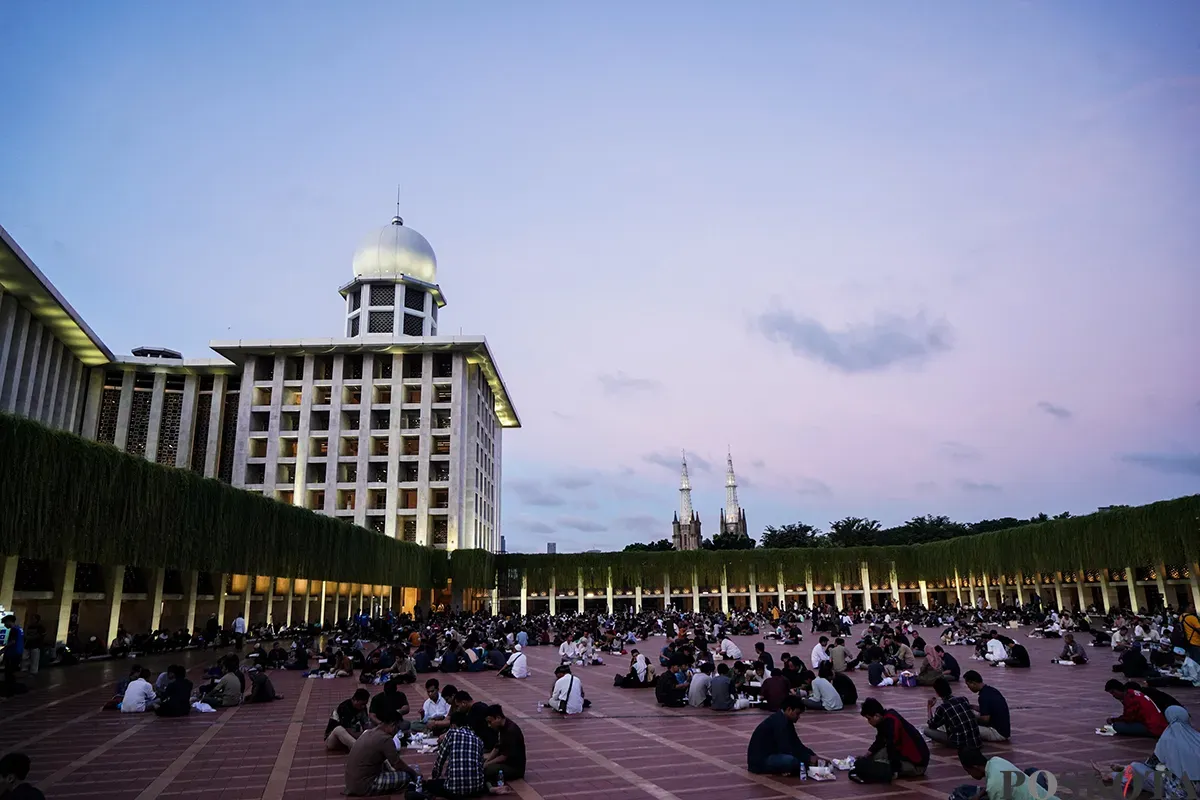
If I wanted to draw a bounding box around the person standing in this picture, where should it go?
[23,615,45,676]
[1,614,25,696]
[232,613,246,650]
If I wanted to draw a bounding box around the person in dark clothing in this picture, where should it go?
[851,698,930,783]
[832,671,858,706]
[964,671,1010,742]
[655,663,688,707]
[0,752,45,800]
[747,697,823,776]
[1114,644,1154,678]
[155,664,193,717]
[484,705,526,785]
[994,643,1030,669]
[760,669,793,712]
[940,648,962,680]
[1123,681,1182,714]
[467,699,497,750]
[755,642,775,673]
[369,677,410,727]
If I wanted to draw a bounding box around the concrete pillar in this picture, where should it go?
[149,567,165,631]
[184,570,200,633]
[1098,570,1114,613]
[304,579,313,625]
[53,560,76,645]
[285,579,295,628]
[1155,563,1169,611]
[1189,562,1200,610]
[319,580,328,627]
[605,568,614,614]
[720,567,729,614]
[860,563,871,610]
[691,568,700,613]
[919,579,929,608]
[834,581,844,610]
[776,568,785,610]
[953,569,963,604]
[491,584,500,615]
[242,577,253,627]
[634,577,643,612]
[890,565,901,605]
[0,555,17,611]
[1032,573,1043,607]
[981,573,992,608]
[519,573,528,616]
[215,573,228,627]
[549,577,557,615]
[805,569,814,610]
[1076,570,1088,611]
[265,578,275,626]
[105,565,125,646]
[1053,572,1066,611]
[1014,573,1027,605]
[663,573,671,610]
[1125,567,1139,613]
[577,570,585,614]
[749,567,758,612]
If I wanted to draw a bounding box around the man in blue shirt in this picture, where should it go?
[964,670,1011,742]
[747,696,824,775]
[1,613,25,696]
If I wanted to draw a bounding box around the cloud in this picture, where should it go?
[751,459,766,469]
[958,479,1002,492]
[557,517,608,532]
[1118,453,1200,476]
[614,515,660,536]
[508,480,566,507]
[522,520,555,534]
[1036,401,1072,420]
[643,450,712,473]
[754,308,953,373]
[737,474,754,489]
[940,441,981,462]
[553,475,593,490]
[914,481,938,493]
[551,411,573,421]
[795,477,832,497]
[598,372,661,395]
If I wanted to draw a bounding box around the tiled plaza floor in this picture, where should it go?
[2,626,1196,799]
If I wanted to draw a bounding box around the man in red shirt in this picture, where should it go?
[1105,679,1167,737]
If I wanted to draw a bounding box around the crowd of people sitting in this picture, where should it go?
[2,595,1198,799]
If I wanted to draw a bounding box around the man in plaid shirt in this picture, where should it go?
[428,710,487,797]
[922,678,982,750]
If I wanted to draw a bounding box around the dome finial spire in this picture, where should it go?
[392,184,404,226]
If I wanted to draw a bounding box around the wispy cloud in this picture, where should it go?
[598,372,661,395]
[644,450,712,473]
[553,475,593,490]
[941,441,982,462]
[522,520,555,534]
[1119,453,1200,476]
[614,515,660,536]
[557,517,607,532]
[751,459,766,469]
[1036,401,1072,420]
[959,479,1002,492]
[509,480,565,507]
[795,477,832,497]
[754,309,953,373]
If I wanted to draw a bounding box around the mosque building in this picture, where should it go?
[1,213,519,554]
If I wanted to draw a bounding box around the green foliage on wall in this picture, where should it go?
[495,496,1200,589]
[0,413,434,587]
[449,549,495,589]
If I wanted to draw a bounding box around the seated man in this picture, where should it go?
[923,678,983,750]
[851,698,930,783]
[0,752,45,800]
[428,710,488,798]
[369,677,410,728]
[954,747,1058,800]
[655,662,689,708]
[326,688,371,751]
[709,663,735,711]
[1104,679,1167,737]
[803,663,844,712]
[411,679,452,733]
[343,709,419,796]
[545,665,585,714]
[498,645,529,679]
[155,664,193,717]
[121,668,158,713]
[483,705,526,785]
[964,671,1011,742]
[747,696,824,776]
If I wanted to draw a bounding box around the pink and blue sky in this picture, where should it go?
[2,2,1197,553]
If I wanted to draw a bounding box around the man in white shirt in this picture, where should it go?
[420,679,451,722]
[121,668,158,713]
[688,663,713,707]
[811,636,831,670]
[718,636,743,660]
[546,665,585,714]
[984,636,1008,663]
[558,639,577,664]
[500,646,528,679]
[232,613,247,649]
[631,651,650,684]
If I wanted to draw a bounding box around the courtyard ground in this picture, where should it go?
[1,625,1195,800]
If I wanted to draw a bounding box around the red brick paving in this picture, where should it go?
[1,627,1196,800]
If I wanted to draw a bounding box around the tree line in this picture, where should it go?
[622,509,1106,552]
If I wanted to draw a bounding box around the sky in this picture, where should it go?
[2,2,1198,553]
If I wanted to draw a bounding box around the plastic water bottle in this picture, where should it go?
[497,770,505,787]
[799,764,807,782]
[536,701,542,713]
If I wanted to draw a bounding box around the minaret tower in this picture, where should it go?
[671,450,702,550]
[720,449,749,538]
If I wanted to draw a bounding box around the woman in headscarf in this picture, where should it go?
[915,647,944,687]
[1101,706,1200,799]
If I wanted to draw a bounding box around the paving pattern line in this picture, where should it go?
[134,704,244,800]
[261,676,316,800]
[37,716,156,790]
[454,674,684,800]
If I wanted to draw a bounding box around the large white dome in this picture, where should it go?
[351,216,437,284]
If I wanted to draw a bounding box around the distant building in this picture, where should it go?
[671,452,701,550]
[718,450,748,538]
[499,535,506,554]
[547,542,556,554]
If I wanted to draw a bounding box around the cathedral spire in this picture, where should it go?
[724,448,740,524]
[680,450,694,523]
